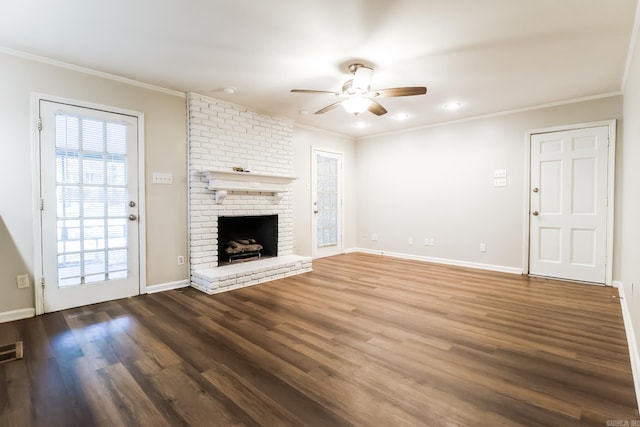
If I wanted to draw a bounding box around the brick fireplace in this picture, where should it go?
[188,93,312,294]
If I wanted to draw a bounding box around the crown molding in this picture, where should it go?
[293,122,356,139]
[0,46,185,98]
[358,92,622,140]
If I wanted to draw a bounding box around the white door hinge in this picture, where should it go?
[37,117,42,131]
[40,198,44,211]
[40,277,45,288]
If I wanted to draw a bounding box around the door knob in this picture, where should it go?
[532,188,539,193]
[129,214,138,221]
[129,201,136,207]
[532,211,539,216]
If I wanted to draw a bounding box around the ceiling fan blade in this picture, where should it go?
[291,89,340,95]
[374,87,427,97]
[368,101,388,116]
[315,102,342,114]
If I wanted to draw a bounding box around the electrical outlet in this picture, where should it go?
[408,237,413,245]
[429,238,435,246]
[371,233,378,241]
[480,243,486,252]
[177,256,185,266]
[16,274,29,289]
[424,238,429,246]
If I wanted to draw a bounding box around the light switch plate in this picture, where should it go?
[152,172,173,184]
[493,169,507,178]
[494,178,507,187]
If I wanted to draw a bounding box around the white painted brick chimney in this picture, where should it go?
[187,93,311,294]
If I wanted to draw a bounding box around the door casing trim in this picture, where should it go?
[31,93,147,315]
[521,119,616,285]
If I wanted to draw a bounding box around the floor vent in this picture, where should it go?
[0,341,23,365]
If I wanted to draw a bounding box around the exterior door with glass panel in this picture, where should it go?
[40,100,140,312]
[529,126,609,283]
[312,149,343,258]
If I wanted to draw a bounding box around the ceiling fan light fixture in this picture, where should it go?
[352,65,374,91]
[291,63,427,117]
[341,95,371,115]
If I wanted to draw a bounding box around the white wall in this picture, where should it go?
[355,96,623,272]
[619,17,640,402]
[0,52,188,314]
[292,125,357,256]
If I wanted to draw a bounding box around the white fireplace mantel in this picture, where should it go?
[201,169,297,204]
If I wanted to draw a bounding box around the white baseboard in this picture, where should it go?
[617,282,640,412]
[146,279,190,294]
[344,247,361,254]
[346,247,522,275]
[0,308,35,324]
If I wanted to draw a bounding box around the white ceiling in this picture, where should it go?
[0,0,637,137]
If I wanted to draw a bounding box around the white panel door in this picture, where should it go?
[312,149,343,258]
[40,100,141,312]
[529,126,609,283]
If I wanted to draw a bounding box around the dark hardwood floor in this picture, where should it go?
[0,253,637,426]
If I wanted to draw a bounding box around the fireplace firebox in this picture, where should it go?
[217,215,278,265]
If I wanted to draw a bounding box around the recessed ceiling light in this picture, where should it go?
[354,121,368,129]
[298,109,309,116]
[443,101,463,111]
[223,87,237,94]
[393,112,410,120]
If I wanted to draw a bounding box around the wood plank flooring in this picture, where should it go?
[0,253,638,426]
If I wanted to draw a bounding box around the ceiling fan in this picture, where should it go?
[291,63,427,116]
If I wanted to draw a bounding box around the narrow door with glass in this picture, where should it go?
[312,149,343,258]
